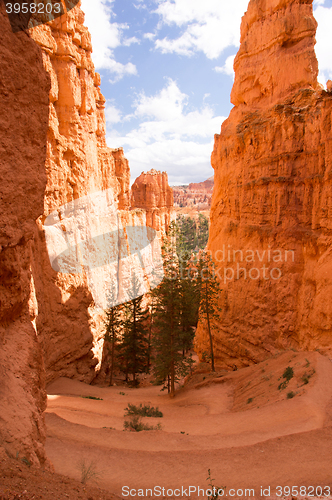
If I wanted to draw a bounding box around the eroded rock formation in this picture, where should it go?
[0,4,50,465]
[173,176,214,208]
[195,0,332,368]
[131,169,175,233]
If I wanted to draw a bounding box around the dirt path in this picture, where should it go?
[45,352,332,498]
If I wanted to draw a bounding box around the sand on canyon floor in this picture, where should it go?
[42,351,332,499]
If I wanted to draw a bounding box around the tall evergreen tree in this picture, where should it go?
[104,286,123,386]
[117,274,150,386]
[194,251,221,372]
[151,223,193,397]
[104,303,123,386]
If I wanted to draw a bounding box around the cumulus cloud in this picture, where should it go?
[214,54,235,78]
[80,0,138,81]
[106,80,225,183]
[313,5,332,85]
[153,0,248,59]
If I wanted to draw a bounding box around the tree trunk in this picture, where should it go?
[109,326,115,386]
[206,282,215,372]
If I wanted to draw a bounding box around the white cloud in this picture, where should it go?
[106,80,225,183]
[154,0,248,59]
[214,54,235,78]
[80,0,138,81]
[105,103,122,124]
[314,5,332,85]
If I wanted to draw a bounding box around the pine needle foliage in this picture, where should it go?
[151,222,194,397]
[117,273,150,386]
[104,288,123,386]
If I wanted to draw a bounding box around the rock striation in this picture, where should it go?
[131,169,175,233]
[195,0,332,368]
[173,176,214,208]
[29,6,166,385]
[0,4,50,465]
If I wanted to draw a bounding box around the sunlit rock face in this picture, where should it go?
[131,169,175,234]
[195,0,332,369]
[0,4,50,465]
[30,6,164,384]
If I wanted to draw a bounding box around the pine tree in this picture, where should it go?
[104,287,123,386]
[194,251,221,372]
[117,274,150,386]
[151,223,193,397]
[104,304,123,386]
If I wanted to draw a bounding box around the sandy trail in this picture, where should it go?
[45,352,332,498]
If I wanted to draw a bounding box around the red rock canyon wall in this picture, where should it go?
[0,4,50,465]
[195,0,332,368]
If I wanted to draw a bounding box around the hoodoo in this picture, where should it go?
[195,0,332,368]
[131,169,175,233]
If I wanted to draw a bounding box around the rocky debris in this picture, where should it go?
[195,0,332,368]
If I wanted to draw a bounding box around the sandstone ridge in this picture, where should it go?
[195,0,332,368]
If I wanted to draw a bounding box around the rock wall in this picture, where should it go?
[28,5,139,384]
[173,176,214,208]
[0,5,50,465]
[195,0,332,368]
[131,169,175,233]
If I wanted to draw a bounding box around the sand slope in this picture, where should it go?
[45,352,332,498]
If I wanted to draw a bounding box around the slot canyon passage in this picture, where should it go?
[1,0,332,498]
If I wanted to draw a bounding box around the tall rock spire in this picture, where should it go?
[231,0,319,107]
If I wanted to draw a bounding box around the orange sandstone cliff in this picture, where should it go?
[131,169,175,233]
[195,0,332,368]
[0,4,50,465]
[28,6,165,384]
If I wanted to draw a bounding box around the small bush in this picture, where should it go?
[21,457,32,468]
[119,392,126,395]
[282,366,294,381]
[123,415,161,432]
[81,396,103,401]
[287,391,295,399]
[278,380,288,390]
[78,459,100,484]
[124,403,163,418]
[206,469,225,500]
[247,398,253,404]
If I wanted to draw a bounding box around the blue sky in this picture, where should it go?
[80,0,332,185]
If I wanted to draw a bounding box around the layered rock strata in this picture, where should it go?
[29,6,162,384]
[195,0,332,368]
[131,169,175,233]
[173,176,214,208]
[0,4,50,465]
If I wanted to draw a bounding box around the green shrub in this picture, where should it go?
[123,415,161,431]
[287,391,295,399]
[81,396,103,401]
[282,366,294,381]
[247,398,253,404]
[124,403,163,418]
